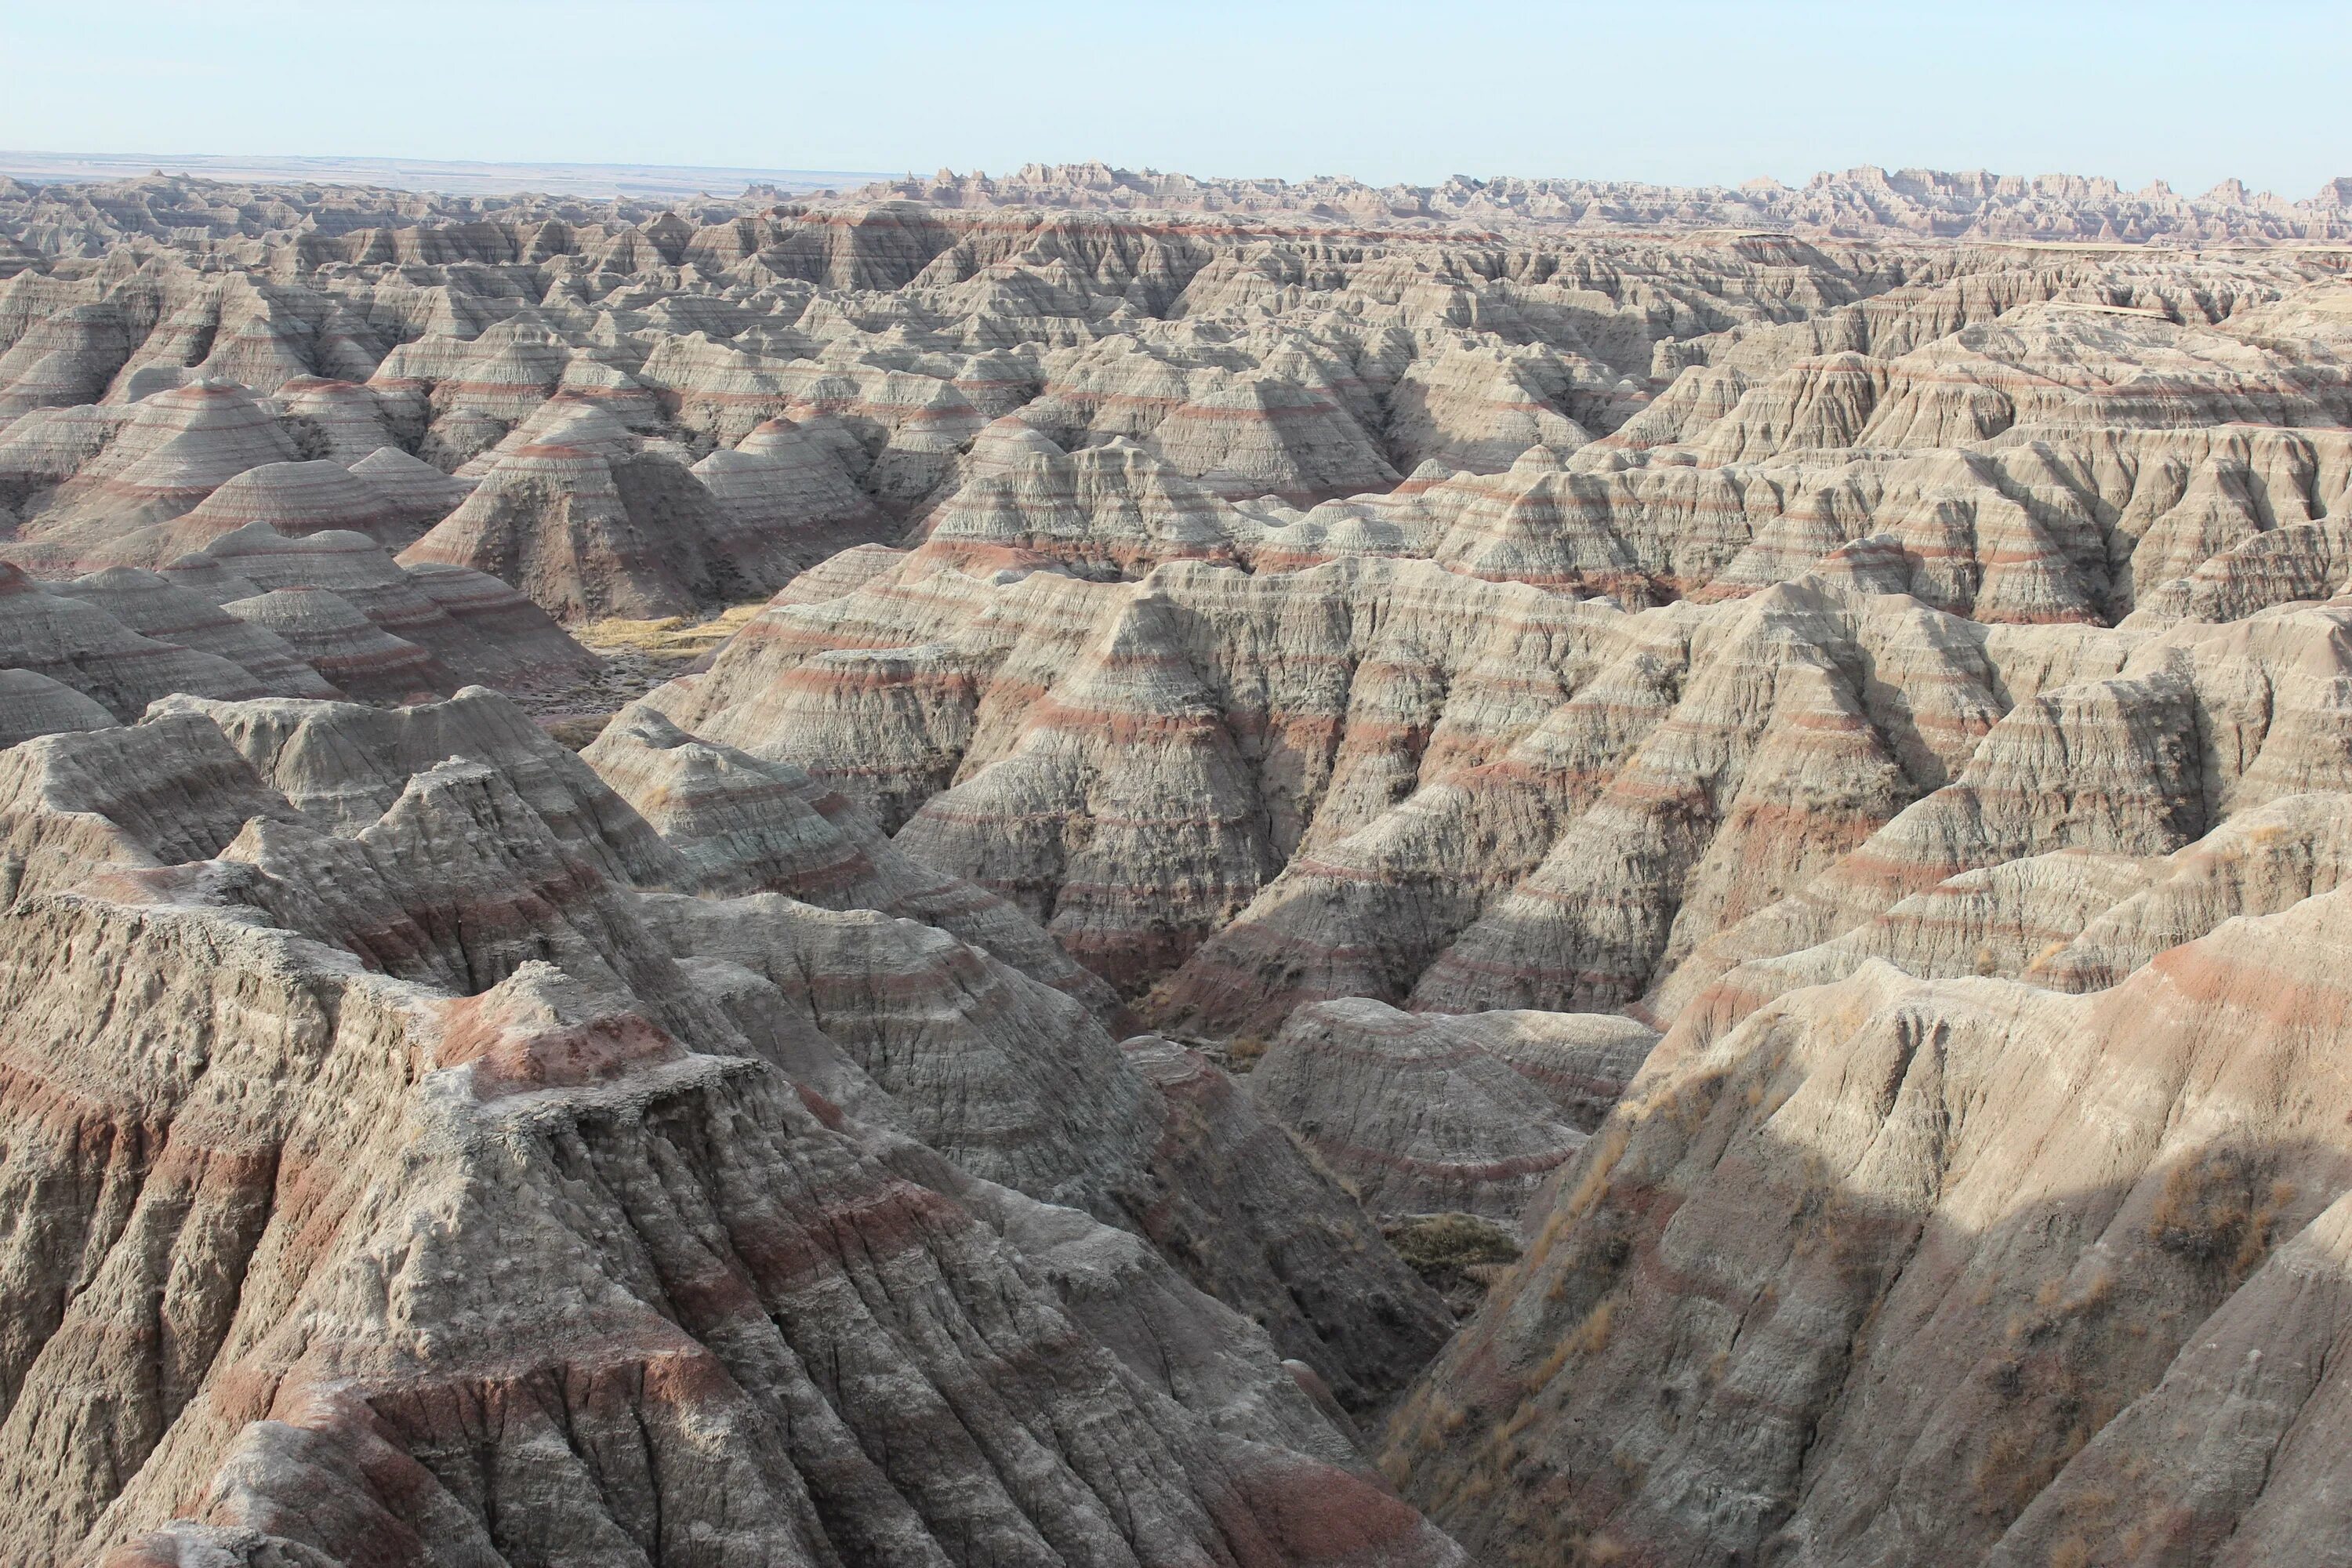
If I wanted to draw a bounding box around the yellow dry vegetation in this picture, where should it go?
[573,602,768,661]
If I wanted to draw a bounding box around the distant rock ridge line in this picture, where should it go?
[5,162,2351,275]
[858,161,2352,244]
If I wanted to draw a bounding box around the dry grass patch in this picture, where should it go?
[574,601,768,661]
[1388,1211,1521,1281]
[2146,1146,2296,1282]
[1221,1034,1269,1073]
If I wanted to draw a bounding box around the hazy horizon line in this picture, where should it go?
[4,148,2343,207]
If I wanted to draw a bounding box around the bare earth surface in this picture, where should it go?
[0,159,2349,1566]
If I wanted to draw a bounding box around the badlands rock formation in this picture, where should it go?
[1250,1000,1657,1223]
[871,162,2352,244]
[1388,895,2352,1566]
[0,686,1457,1566]
[2,159,2352,1564]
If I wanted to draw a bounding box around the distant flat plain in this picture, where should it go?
[0,150,888,198]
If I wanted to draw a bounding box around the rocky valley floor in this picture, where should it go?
[0,161,2348,1566]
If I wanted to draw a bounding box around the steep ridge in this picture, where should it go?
[0,692,1465,1564]
[1248,999,1658,1223]
[646,551,1623,991]
[4,181,2342,637]
[1387,889,2352,1566]
[4,165,2352,1566]
[0,559,321,718]
[581,699,1127,1017]
[147,686,1452,1406]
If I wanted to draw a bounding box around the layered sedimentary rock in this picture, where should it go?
[51,565,340,696]
[0,688,1464,1564]
[2,379,300,558]
[398,404,862,620]
[162,521,595,692]
[6,169,2343,636]
[691,415,895,563]
[1389,889,2352,1566]
[7,160,2352,1565]
[153,456,410,549]
[649,552,1624,991]
[582,700,1125,1016]
[1248,999,1657,1222]
[0,666,111,744]
[0,559,320,718]
[219,586,454,703]
[165,684,1447,1397]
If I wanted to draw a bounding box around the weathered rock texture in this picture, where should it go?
[0,688,1461,1566]
[1388,893,2352,1566]
[1249,1000,1657,1222]
[6,160,2352,1566]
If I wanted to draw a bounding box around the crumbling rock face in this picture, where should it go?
[398,404,844,622]
[649,551,1635,993]
[582,700,1127,1018]
[91,688,1447,1393]
[1248,999,1657,1223]
[1388,890,2352,1567]
[0,690,1463,1566]
[9,163,2352,1566]
[0,560,307,720]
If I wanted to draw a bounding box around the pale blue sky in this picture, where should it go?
[2,1,2344,197]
